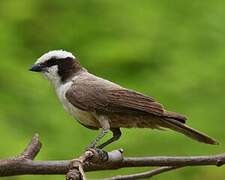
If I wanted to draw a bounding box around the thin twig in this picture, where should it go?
[105,166,181,180]
[20,133,42,160]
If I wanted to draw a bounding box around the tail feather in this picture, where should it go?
[163,111,187,123]
[161,118,219,145]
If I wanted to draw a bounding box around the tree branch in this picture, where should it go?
[105,166,181,180]
[20,133,42,160]
[0,134,224,179]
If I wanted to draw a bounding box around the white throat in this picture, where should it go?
[43,65,62,89]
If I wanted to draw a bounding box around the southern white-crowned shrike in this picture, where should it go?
[30,50,218,149]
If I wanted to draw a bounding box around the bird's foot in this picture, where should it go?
[83,147,108,162]
[90,148,108,162]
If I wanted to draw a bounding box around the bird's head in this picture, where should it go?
[30,50,83,86]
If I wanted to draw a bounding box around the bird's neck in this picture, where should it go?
[57,60,84,82]
[43,60,87,90]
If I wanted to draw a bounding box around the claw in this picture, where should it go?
[85,148,109,162]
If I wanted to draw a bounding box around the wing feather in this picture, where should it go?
[65,77,186,123]
[66,84,165,116]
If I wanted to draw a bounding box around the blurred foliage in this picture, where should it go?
[0,0,225,179]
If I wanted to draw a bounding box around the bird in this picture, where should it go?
[30,50,219,149]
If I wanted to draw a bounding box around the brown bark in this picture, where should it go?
[0,134,224,180]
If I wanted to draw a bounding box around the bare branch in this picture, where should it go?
[20,133,42,160]
[0,134,224,180]
[122,154,225,167]
[106,166,181,180]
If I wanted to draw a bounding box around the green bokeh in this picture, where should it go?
[0,1,225,179]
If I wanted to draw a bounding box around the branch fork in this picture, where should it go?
[67,149,104,180]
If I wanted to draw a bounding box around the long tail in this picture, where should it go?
[160,117,219,145]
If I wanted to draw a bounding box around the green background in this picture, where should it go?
[0,0,225,179]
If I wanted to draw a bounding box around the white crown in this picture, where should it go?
[36,50,75,64]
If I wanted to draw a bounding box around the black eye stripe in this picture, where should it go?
[41,57,74,67]
[38,56,82,82]
[46,58,59,67]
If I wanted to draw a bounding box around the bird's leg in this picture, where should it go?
[86,129,109,150]
[86,115,110,150]
[97,128,121,149]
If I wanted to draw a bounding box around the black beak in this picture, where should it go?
[29,63,44,72]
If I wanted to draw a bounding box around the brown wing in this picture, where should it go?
[66,82,165,116]
[66,80,187,123]
[105,89,164,116]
